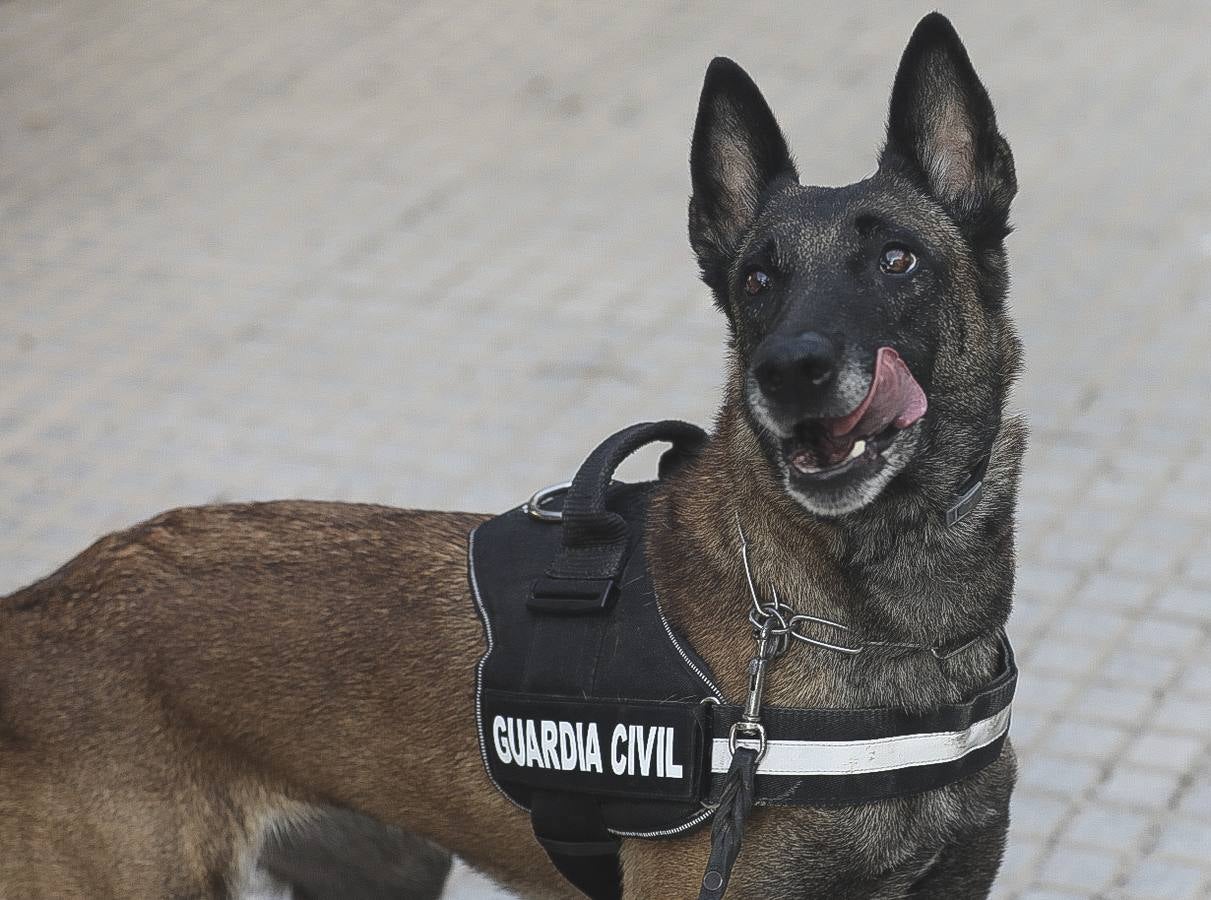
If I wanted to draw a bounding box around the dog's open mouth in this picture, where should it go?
[782,347,928,480]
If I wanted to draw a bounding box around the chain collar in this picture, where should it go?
[736,518,984,661]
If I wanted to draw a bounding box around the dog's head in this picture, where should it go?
[689,14,1020,518]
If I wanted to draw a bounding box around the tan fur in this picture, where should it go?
[0,504,579,899]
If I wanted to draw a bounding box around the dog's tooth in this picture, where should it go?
[791,451,819,474]
[847,440,866,461]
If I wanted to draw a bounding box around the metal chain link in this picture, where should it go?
[736,517,977,661]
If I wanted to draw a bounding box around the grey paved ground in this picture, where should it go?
[3,2,1211,897]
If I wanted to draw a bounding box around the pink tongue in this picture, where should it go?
[827,347,927,438]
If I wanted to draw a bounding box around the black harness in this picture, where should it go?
[469,422,1016,899]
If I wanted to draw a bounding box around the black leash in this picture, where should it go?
[698,620,781,898]
[698,746,759,899]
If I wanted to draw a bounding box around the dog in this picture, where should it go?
[0,12,1024,899]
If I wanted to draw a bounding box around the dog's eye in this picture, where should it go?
[879,245,917,275]
[744,270,772,295]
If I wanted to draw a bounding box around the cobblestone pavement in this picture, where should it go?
[3,2,1211,897]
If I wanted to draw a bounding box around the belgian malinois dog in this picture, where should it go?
[0,12,1024,899]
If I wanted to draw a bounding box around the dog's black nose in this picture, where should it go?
[752,331,838,404]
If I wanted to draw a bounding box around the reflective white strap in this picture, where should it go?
[710,706,1011,777]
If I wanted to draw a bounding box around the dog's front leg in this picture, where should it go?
[902,814,1010,900]
[619,831,712,900]
[618,818,862,900]
[257,806,452,900]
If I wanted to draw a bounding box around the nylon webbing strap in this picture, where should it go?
[517,666,1013,900]
[557,419,706,547]
[531,791,621,900]
[946,441,995,526]
[706,633,1016,805]
[495,635,1014,803]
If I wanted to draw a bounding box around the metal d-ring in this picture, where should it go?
[522,481,572,522]
[728,721,767,762]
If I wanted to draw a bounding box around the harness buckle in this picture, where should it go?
[529,576,618,614]
[945,478,984,527]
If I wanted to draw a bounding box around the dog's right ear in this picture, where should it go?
[689,58,796,295]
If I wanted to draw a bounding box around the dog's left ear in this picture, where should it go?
[881,13,1016,242]
[689,58,797,295]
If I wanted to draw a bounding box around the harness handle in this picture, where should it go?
[561,420,708,547]
[529,420,708,614]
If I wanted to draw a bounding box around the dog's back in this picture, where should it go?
[0,502,574,899]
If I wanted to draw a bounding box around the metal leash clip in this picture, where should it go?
[728,617,783,764]
[702,617,781,900]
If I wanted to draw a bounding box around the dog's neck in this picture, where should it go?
[648,403,1024,711]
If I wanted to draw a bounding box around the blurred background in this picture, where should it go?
[3,2,1211,898]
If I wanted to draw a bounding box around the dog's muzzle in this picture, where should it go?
[756,346,927,481]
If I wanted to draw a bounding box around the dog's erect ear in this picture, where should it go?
[881,13,1016,241]
[689,58,796,292]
